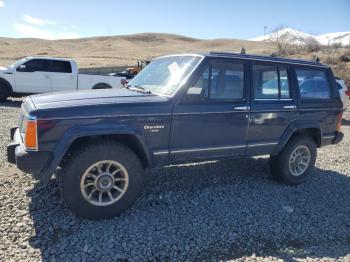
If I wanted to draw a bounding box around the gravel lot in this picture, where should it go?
[0,98,350,261]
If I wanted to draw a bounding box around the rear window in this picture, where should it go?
[51,60,72,73]
[296,69,331,99]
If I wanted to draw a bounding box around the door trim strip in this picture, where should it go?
[247,142,278,147]
[170,145,246,154]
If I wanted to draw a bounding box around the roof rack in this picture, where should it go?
[208,51,326,67]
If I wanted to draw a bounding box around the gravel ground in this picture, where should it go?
[0,98,350,261]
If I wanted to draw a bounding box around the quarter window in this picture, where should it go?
[194,62,245,100]
[253,64,291,99]
[296,69,331,99]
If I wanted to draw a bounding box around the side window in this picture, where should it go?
[279,68,290,98]
[253,64,291,99]
[18,59,49,72]
[296,69,331,100]
[194,61,245,100]
[51,60,72,73]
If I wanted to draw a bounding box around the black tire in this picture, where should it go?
[59,140,144,219]
[0,86,9,101]
[92,83,112,89]
[269,135,317,185]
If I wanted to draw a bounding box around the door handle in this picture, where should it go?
[45,75,50,79]
[283,105,296,109]
[234,106,250,111]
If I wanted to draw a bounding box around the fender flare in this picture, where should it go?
[0,77,13,94]
[38,123,151,180]
[273,120,322,155]
[92,83,112,89]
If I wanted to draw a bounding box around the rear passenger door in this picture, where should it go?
[49,60,77,92]
[169,58,250,162]
[247,63,298,155]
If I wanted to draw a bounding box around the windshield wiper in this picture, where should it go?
[126,85,153,94]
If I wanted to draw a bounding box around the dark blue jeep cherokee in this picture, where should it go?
[7,52,344,219]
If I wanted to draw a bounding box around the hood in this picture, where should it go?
[30,88,169,110]
[0,66,9,72]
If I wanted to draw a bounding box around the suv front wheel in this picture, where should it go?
[269,135,317,185]
[59,140,144,219]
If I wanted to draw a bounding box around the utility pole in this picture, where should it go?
[264,26,267,41]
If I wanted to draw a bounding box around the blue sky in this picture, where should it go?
[0,0,349,40]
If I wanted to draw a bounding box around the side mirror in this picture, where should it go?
[187,87,203,95]
[17,64,31,72]
[183,87,206,103]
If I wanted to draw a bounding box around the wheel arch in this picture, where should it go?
[92,83,112,89]
[273,121,322,155]
[0,77,13,94]
[38,126,152,181]
[65,134,151,169]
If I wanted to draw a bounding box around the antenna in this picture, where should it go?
[315,56,320,62]
[240,48,246,54]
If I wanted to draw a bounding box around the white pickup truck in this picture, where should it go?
[0,57,126,101]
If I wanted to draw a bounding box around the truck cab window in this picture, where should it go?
[18,59,49,72]
[51,60,72,73]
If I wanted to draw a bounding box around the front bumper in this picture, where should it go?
[7,127,51,176]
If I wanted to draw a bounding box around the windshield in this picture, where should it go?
[128,55,203,96]
[9,58,28,69]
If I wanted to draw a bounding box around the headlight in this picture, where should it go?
[24,115,38,151]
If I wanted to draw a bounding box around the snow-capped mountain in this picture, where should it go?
[250,28,350,46]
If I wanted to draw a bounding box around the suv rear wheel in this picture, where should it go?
[59,140,144,219]
[269,135,317,185]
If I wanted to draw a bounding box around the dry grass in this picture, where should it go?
[0,33,349,86]
[0,33,271,68]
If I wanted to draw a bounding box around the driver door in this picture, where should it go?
[15,59,51,94]
[169,58,250,162]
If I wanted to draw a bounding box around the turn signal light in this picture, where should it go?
[25,118,38,150]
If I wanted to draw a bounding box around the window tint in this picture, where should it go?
[253,65,291,100]
[296,69,331,99]
[279,68,291,98]
[21,59,49,72]
[253,65,279,99]
[51,60,72,73]
[194,62,245,100]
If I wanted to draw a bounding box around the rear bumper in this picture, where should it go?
[7,127,51,178]
[321,131,344,146]
[332,131,344,145]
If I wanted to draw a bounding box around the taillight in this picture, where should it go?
[25,117,38,150]
[345,90,350,97]
[336,112,343,131]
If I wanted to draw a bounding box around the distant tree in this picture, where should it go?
[305,37,321,52]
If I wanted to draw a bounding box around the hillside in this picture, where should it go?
[0,33,272,68]
[0,32,349,86]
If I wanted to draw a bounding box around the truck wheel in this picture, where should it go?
[269,135,317,185]
[0,86,9,101]
[93,83,112,89]
[59,140,144,219]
